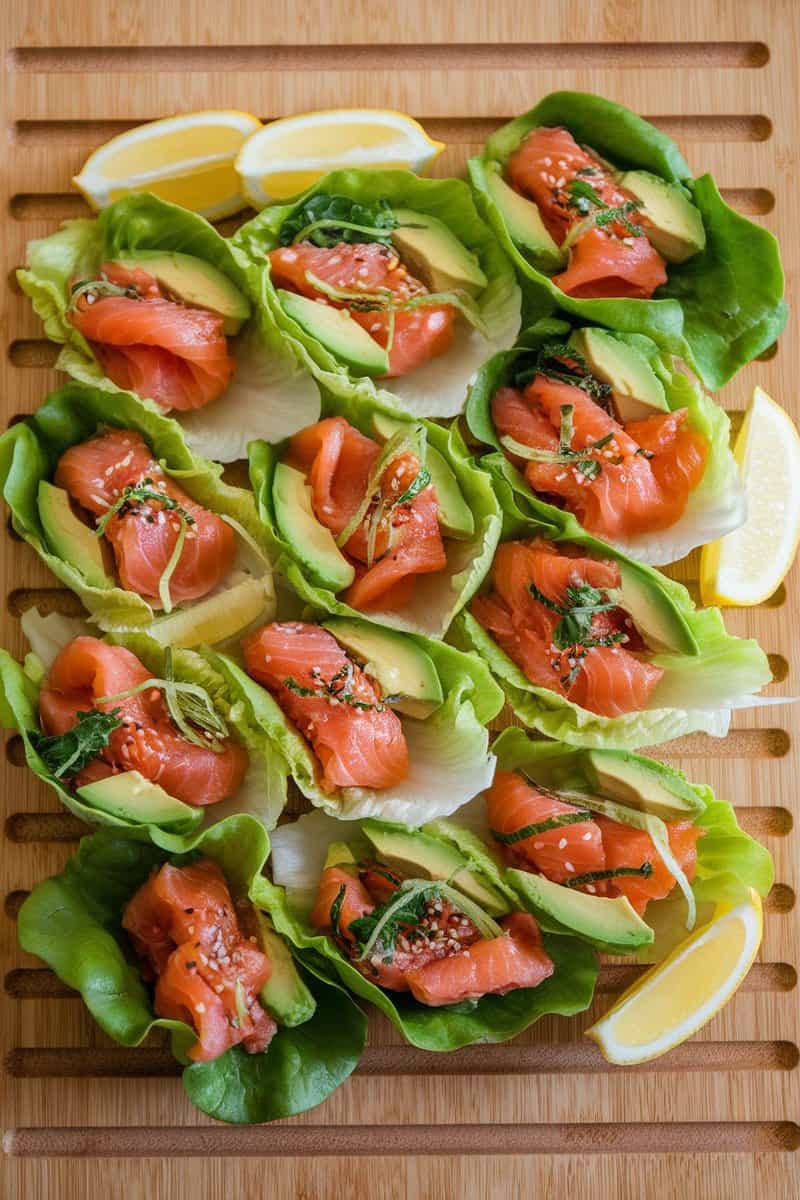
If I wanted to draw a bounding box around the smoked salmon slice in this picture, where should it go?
[285,417,447,612]
[123,858,276,1061]
[472,539,664,718]
[38,636,248,806]
[309,859,553,1001]
[492,374,708,540]
[55,429,236,606]
[487,768,703,914]
[269,242,455,377]
[242,622,409,792]
[506,126,667,299]
[70,262,236,411]
[406,913,554,1006]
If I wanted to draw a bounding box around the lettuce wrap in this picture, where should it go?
[0,381,275,644]
[202,622,504,825]
[449,458,773,748]
[0,609,289,849]
[231,169,521,418]
[262,808,598,1050]
[17,193,321,460]
[17,813,367,1123]
[465,317,745,565]
[248,391,502,638]
[441,727,774,961]
[469,92,787,389]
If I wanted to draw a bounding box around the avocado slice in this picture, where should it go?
[585,748,705,820]
[273,463,355,592]
[568,328,669,423]
[371,412,474,539]
[391,208,487,297]
[278,290,390,377]
[76,770,203,831]
[322,618,443,718]
[620,171,706,264]
[484,165,565,273]
[38,481,114,590]
[617,561,698,656]
[360,820,511,917]
[507,868,654,951]
[114,250,251,335]
[253,909,316,1026]
[323,841,360,871]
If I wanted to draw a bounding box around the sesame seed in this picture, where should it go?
[558,838,568,850]
[195,1003,205,1014]
[586,884,597,894]
[564,861,574,872]
[533,841,545,850]
[582,831,594,841]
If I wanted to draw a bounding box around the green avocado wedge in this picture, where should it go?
[469,91,786,389]
[17,815,367,1123]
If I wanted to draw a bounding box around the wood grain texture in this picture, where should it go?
[1,1,798,1197]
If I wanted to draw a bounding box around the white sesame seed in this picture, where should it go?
[195,1003,205,1014]
[533,841,545,850]
[564,861,574,873]
[586,884,597,894]
[558,838,568,850]
[582,831,594,841]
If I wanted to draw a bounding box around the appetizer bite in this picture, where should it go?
[470,91,786,388]
[17,195,321,460]
[17,814,366,1123]
[450,473,772,747]
[466,319,745,564]
[0,610,287,840]
[207,615,503,823]
[233,170,521,417]
[446,728,773,958]
[264,809,598,1048]
[249,400,500,636]
[0,383,274,646]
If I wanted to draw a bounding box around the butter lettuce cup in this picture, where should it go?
[17,813,367,1123]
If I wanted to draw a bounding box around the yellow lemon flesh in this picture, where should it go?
[235,109,444,208]
[73,110,262,220]
[700,385,800,606]
[587,889,762,1065]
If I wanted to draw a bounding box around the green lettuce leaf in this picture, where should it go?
[202,629,504,825]
[487,727,774,960]
[17,814,367,1123]
[449,457,772,748]
[0,380,275,642]
[0,610,289,847]
[470,91,787,389]
[465,318,745,565]
[232,168,521,418]
[248,397,501,637]
[17,194,321,460]
[264,809,598,1050]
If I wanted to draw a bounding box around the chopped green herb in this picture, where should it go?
[30,708,123,779]
[564,863,653,890]
[330,884,347,938]
[491,807,593,844]
[279,194,398,248]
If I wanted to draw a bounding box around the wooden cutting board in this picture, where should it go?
[1,2,798,1196]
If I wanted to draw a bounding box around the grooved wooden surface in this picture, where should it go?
[1,2,798,1197]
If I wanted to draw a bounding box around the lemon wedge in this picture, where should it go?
[700,385,800,606]
[73,110,262,220]
[586,889,762,1065]
[235,109,444,208]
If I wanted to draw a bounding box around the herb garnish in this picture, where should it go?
[279,194,399,248]
[512,340,612,405]
[30,708,123,779]
[564,863,653,889]
[491,806,593,845]
[329,884,347,937]
[68,276,141,309]
[284,661,387,712]
[528,581,628,687]
[96,646,230,752]
[501,401,616,480]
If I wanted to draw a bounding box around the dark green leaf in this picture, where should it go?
[30,708,123,779]
[279,193,398,248]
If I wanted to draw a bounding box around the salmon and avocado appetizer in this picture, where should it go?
[443,728,773,960]
[248,404,501,637]
[17,814,367,1123]
[0,609,288,841]
[0,382,275,647]
[466,318,745,564]
[264,809,598,1049]
[451,502,771,748]
[194,615,503,825]
[470,91,786,389]
[17,194,321,460]
[233,170,521,418]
